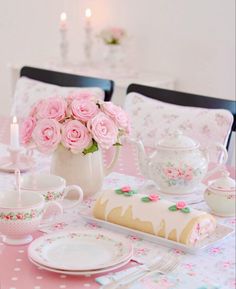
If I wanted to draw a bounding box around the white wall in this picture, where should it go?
[0,0,235,116]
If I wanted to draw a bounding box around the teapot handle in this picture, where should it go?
[203,143,228,179]
[105,145,121,176]
[126,137,154,178]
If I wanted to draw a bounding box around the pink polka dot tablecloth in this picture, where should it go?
[0,116,235,289]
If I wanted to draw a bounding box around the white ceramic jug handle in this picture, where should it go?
[105,145,120,176]
[204,143,228,179]
[62,185,83,208]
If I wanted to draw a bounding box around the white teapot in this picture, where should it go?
[135,131,228,195]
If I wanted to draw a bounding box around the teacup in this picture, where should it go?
[0,190,63,245]
[20,174,83,209]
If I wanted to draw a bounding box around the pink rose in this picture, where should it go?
[102,102,130,133]
[71,99,98,122]
[87,112,118,149]
[67,91,95,103]
[36,97,67,121]
[148,194,160,202]
[20,116,36,144]
[164,167,180,180]
[61,120,92,153]
[184,167,193,181]
[176,201,187,210]
[29,103,38,117]
[32,119,61,153]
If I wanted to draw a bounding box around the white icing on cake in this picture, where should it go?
[98,190,210,241]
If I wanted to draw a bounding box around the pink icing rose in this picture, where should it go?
[148,194,160,202]
[20,116,36,144]
[32,119,61,153]
[176,201,187,210]
[87,112,118,149]
[121,186,131,192]
[71,99,99,122]
[61,120,92,153]
[102,102,130,133]
[36,97,67,121]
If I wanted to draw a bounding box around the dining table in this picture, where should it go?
[0,116,235,289]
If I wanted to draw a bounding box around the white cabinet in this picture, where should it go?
[9,61,176,107]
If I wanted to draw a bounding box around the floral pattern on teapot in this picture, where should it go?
[159,163,202,187]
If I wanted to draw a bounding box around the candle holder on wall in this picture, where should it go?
[0,147,35,173]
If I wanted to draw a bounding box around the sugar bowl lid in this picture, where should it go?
[209,170,236,194]
[157,130,199,150]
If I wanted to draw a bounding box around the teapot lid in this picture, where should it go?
[209,170,236,193]
[157,130,199,150]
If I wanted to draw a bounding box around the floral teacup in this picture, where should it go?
[20,174,83,209]
[0,190,63,245]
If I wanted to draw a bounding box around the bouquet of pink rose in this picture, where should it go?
[99,27,126,45]
[20,95,130,154]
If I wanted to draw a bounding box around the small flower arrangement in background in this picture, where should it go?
[99,27,126,45]
[20,93,130,155]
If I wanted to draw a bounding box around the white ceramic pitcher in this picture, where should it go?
[50,145,120,197]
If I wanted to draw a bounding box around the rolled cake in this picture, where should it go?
[93,187,216,245]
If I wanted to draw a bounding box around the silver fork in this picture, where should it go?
[101,252,178,289]
[116,254,179,289]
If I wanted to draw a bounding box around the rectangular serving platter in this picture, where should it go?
[78,208,234,254]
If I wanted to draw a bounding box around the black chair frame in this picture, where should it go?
[20,66,114,101]
[127,83,236,150]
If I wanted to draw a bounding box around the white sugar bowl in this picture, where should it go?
[204,171,235,217]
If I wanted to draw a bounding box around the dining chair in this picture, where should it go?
[20,66,114,101]
[126,83,236,151]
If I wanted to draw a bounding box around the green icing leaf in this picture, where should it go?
[141,196,151,203]
[124,192,133,196]
[168,205,178,211]
[83,140,98,155]
[181,207,190,214]
[115,189,123,195]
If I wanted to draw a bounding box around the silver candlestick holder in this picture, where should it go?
[60,28,69,65]
[84,22,92,65]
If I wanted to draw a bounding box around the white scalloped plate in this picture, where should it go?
[79,209,234,254]
[28,230,133,271]
[28,255,131,275]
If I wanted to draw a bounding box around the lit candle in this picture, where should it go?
[85,8,92,25]
[60,12,67,30]
[10,116,20,150]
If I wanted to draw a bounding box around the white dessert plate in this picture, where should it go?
[28,230,133,271]
[79,209,234,254]
[28,255,131,275]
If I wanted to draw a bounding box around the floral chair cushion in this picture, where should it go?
[124,92,233,161]
[11,76,105,118]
